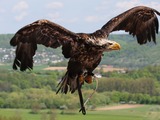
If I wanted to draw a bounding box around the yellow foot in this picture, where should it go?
[79,75,85,84]
[85,75,92,84]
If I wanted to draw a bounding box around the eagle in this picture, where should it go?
[10,6,160,115]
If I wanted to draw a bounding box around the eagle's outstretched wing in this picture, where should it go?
[99,6,160,44]
[10,19,79,71]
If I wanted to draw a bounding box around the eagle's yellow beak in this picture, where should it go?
[108,42,121,50]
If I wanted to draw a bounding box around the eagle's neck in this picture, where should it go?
[87,37,108,46]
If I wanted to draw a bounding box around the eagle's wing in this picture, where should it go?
[10,19,79,71]
[100,6,160,44]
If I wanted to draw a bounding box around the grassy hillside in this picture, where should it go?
[102,34,160,68]
[0,33,160,68]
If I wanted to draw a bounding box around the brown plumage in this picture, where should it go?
[10,6,160,115]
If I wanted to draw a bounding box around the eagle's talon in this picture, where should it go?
[85,75,92,84]
[79,107,86,115]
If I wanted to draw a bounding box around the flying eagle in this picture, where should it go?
[10,6,160,115]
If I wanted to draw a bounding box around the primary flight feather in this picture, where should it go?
[10,6,160,115]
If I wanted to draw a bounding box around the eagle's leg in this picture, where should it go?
[79,74,85,84]
[77,75,86,115]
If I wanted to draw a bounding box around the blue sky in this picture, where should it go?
[0,0,160,34]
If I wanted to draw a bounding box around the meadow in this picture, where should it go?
[0,105,160,120]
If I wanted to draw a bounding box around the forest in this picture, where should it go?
[0,65,160,110]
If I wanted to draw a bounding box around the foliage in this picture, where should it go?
[0,34,13,48]
[1,65,160,109]
[97,78,156,95]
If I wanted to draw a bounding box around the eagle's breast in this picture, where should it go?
[72,43,103,69]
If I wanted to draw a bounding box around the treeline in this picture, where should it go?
[0,34,13,48]
[0,70,60,92]
[1,89,160,110]
[98,66,160,96]
[0,65,160,109]
[97,78,156,95]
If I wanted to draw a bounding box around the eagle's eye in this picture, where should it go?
[108,42,113,45]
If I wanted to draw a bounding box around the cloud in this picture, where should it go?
[0,7,5,13]
[45,2,64,23]
[59,17,79,24]
[46,1,63,9]
[12,1,29,12]
[12,1,29,21]
[116,0,160,11]
[85,15,105,23]
[14,12,28,21]
[66,18,79,23]
[47,12,61,21]
[145,2,160,11]
[95,1,113,11]
[85,16,99,22]
[116,0,140,10]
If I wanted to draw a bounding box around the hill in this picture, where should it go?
[103,34,160,68]
[0,33,160,68]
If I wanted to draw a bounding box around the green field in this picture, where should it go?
[0,105,160,120]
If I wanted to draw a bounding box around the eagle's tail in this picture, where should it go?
[56,71,80,94]
[56,71,87,115]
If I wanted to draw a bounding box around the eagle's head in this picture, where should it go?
[104,39,121,52]
[95,38,121,52]
[79,33,121,52]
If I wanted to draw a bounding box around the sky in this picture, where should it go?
[0,0,160,34]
